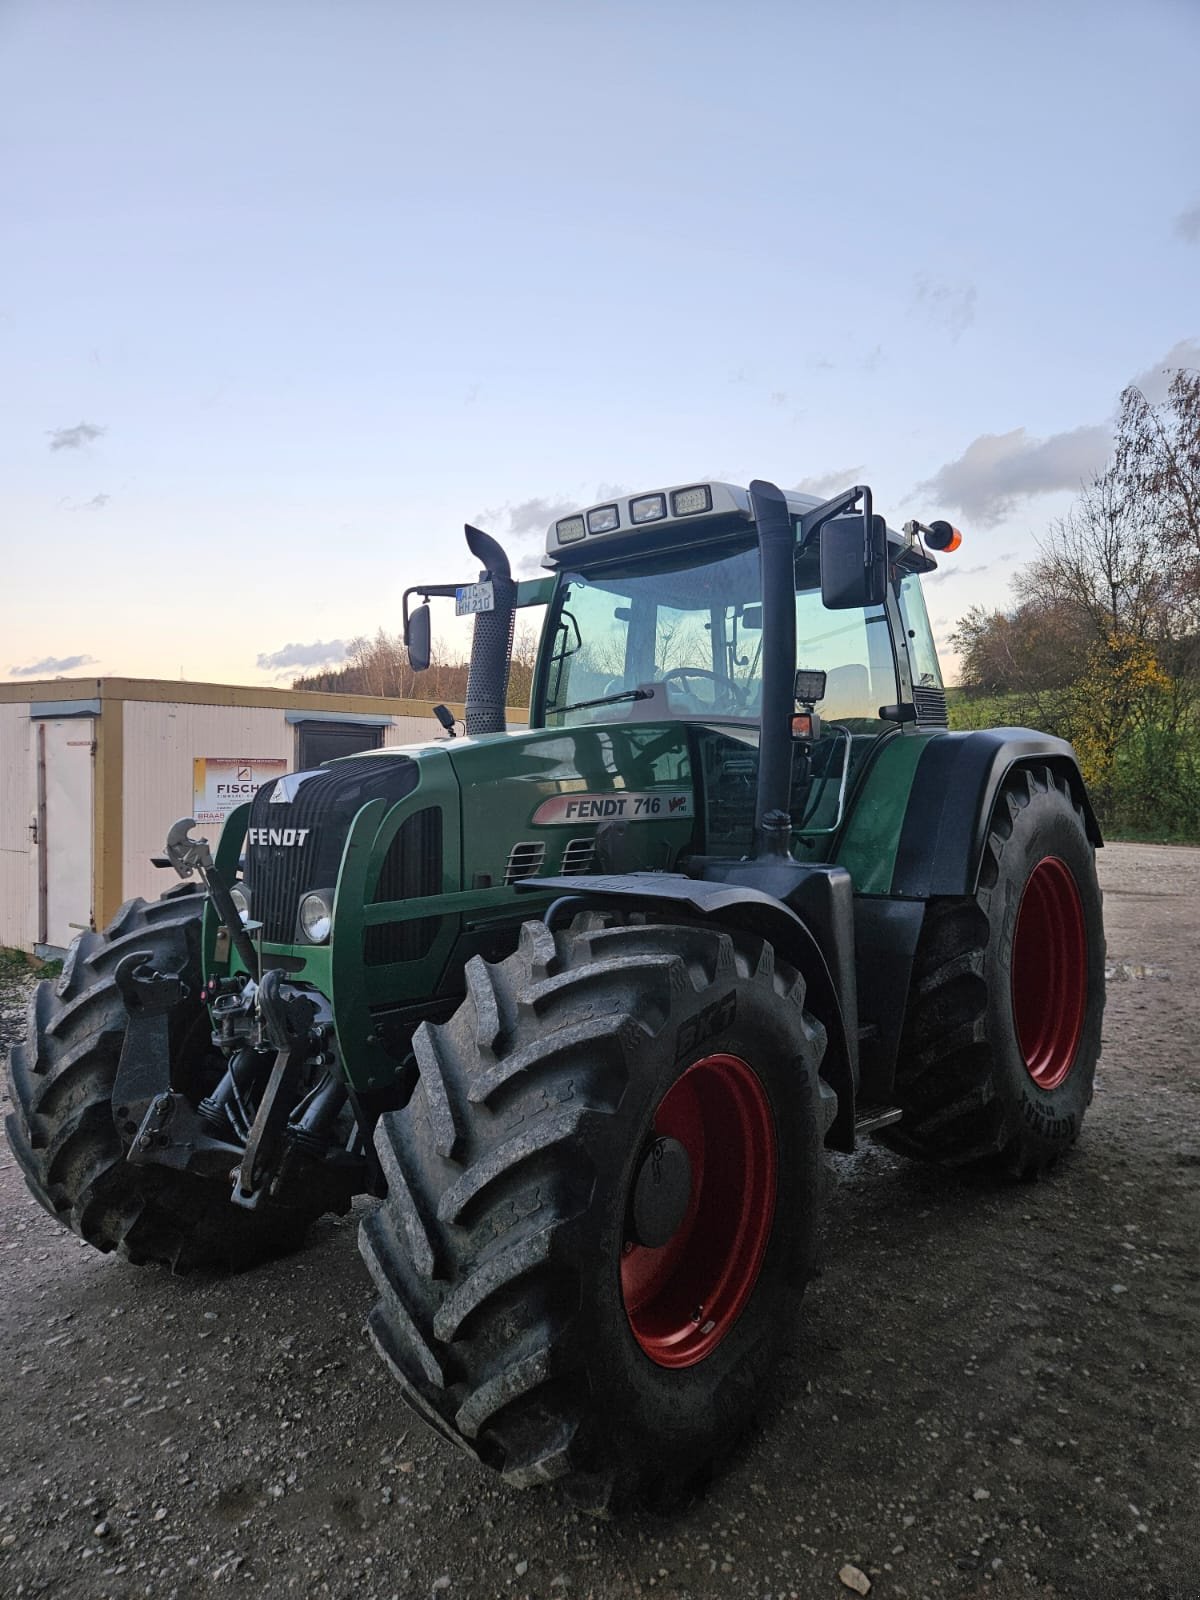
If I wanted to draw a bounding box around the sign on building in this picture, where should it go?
[192,757,288,825]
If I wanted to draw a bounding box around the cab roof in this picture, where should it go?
[542,479,925,570]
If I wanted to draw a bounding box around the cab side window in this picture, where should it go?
[897,574,944,690]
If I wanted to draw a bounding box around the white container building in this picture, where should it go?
[0,677,503,956]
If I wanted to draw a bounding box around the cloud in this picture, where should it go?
[912,276,977,342]
[256,639,348,672]
[1129,338,1200,404]
[924,562,993,583]
[918,424,1112,525]
[792,466,866,499]
[473,495,580,541]
[9,653,97,677]
[592,481,631,503]
[80,493,110,510]
[1174,204,1200,243]
[47,421,106,451]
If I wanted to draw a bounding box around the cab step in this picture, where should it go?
[854,1105,904,1136]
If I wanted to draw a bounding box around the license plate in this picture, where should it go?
[455,582,495,616]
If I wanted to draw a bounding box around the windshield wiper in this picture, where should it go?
[556,687,654,715]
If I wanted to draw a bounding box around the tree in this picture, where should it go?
[1115,367,1200,617]
[953,353,1200,829]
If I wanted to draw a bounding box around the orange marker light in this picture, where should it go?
[927,519,963,553]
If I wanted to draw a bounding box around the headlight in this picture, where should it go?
[299,891,333,944]
[629,493,667,524]
[229,885,251,924]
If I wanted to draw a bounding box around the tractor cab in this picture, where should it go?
[407,478,959,854]
[534,479,953,730]
[530,481,955,842]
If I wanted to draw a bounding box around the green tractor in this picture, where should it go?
[6,478,1105,1508]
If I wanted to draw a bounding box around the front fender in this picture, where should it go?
[520,872,858,1151]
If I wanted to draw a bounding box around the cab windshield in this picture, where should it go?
[542,542,762,726]
[540,535,898,729]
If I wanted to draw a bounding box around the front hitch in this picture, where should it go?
[154,817,260,979]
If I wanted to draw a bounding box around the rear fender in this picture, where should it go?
[521,873,858,1151]
[891,728,1102,898]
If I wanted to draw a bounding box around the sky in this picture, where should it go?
[2,0,1198,687]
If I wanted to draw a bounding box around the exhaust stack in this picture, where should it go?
[748,479,796,858]
[463,525,517,736]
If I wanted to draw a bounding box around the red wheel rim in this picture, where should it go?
[1011,855,1088,1090]
[620,1053,777,1369]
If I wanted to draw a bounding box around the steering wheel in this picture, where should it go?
[659,667,749,714]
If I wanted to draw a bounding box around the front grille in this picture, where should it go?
[913,685,949,726]
[560,837,595,875]
[505,841,546,885]
[364,807,443,966]
[244,755,419,943]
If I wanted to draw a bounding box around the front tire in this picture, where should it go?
[882,764,1105,1176]
[5,888,322,1271]
[359,916,829,1508]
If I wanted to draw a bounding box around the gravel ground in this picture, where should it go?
[1,842,1197,1600]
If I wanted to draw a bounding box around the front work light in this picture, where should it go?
[587,504,619,534]
[299,891,333,944]
[629,493,667,524]
[556,515,586,544]
[794,668,828,705]
[229,884,251,924]
[671,485,712,517]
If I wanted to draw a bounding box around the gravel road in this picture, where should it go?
[2,842,1197,1600]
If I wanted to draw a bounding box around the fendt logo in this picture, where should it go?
[247,827,311,847]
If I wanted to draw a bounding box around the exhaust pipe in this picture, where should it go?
[747,480,796,858]
[463,524,517,736]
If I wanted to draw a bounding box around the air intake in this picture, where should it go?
[913,685,949,727]
[560,838,596,875]
[244,756,419,944]
[505,841,546,885]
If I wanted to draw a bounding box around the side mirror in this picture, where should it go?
[406,603,431,672]
[820,514,889,610]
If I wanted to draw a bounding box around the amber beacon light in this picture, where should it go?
[904,517,963,553]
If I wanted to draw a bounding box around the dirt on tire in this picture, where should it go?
[0,842,1197,1599]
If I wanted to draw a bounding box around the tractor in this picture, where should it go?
[6,478,1105,1509]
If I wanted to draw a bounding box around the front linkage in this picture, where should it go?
[118,817,370,1220]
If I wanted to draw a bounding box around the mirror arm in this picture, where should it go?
[799,483,870,546]
[402,582,463,646]
[800,483,876,568]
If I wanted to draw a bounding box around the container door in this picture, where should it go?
[41,718,95,948]
[296,721,383,767]
[0,713,35,949]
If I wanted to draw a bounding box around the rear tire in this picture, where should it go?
[359,916,829,1509]
[5,888,320,1271]
[882,764,1104,1176]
